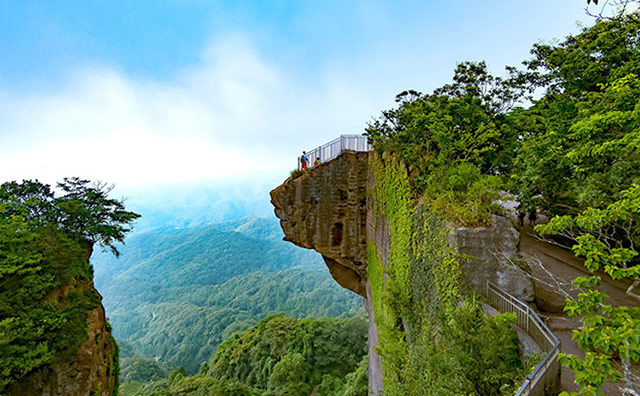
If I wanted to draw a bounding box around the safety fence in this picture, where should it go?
[297,134,372,169]
[487,282,561,396]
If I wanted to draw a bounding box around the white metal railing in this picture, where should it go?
[487,282,561,396]
[297,134,372,170]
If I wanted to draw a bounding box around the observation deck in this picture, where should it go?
[297,134,372,170]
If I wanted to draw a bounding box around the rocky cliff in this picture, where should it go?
[270,152,383,393]
[271,151,534,395]
[5,247,118,396]
[8,296,117,396]
[271,152,370,297]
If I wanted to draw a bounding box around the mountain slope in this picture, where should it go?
[93,217,362,374]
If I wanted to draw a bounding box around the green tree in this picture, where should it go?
[365,61,527,225]
[511,13,640,217]
[120,356,168,383]
[537,186,640,396]
[208,315,367,394]
[268,353,310,395]
[0,178,140,256]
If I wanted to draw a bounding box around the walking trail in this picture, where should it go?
[518,226,639,395]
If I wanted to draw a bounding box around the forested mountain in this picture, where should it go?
[120,315,369,396]
[93,216,362,374]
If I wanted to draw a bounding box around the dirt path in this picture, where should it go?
[518,226,639,395]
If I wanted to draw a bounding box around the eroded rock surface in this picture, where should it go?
[7,283,117,396]
[271,151,384,394]
[449,215,534,302]
[270,151,369,297]
[271,152,534,396]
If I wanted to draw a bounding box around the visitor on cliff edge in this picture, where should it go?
[301,151,308,169]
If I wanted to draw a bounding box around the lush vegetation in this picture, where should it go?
[368,155,525,396]
[119,314,368,396]
[5,8,640,396]
[366,11,640,396]
[93,217,362,375]
[512,12,640,395]
[365,62,524,226]
[0,178,139,394]
[537,186,640,395]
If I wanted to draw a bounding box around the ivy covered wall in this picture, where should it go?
[367,153,528,396]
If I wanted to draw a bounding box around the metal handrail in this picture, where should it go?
[297,134,372,170]
[487,282,561,396]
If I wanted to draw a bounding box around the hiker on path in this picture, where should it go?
[301,151,308,170]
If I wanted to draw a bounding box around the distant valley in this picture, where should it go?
[92,215,362,375]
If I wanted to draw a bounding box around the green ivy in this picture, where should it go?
[368,153,524,396]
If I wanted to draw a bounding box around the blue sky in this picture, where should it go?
[0,1,594,189]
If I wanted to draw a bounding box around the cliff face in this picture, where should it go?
[8,295,117,396]
[270,152,370,297]
[450,215,534,302]
[270,152,383,393]
[271,152,532,395]
[6,249,117,396]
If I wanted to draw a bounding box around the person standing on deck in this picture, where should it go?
[301,151,308,170]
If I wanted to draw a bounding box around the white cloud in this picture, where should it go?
[0,2,594,190]
[0,35,380,188]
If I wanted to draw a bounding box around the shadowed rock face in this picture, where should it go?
[270,151,370,297]
[6,250,117,396]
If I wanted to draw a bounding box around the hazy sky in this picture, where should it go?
[0,1,595,189]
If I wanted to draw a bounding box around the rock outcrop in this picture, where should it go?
[7,277,117,396]
[271,152,383,393]
[271,151,533,395]
[270,152,370,297]
[449,215,534,302]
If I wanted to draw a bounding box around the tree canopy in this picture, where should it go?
[0,178,140,256]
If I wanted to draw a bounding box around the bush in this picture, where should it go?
[289,169,303,179]
[423,162,502,226]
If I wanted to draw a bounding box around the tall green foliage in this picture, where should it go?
[367,154,524,396]
[209,314,368,393]
[0,178,140,256]
[365,62,525,226]
[537,185,640,396]
[120,315,369,396]
[0,179,139,393]
[510,15,640,394]
[365,12,640,394]
[512,13,640,217]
